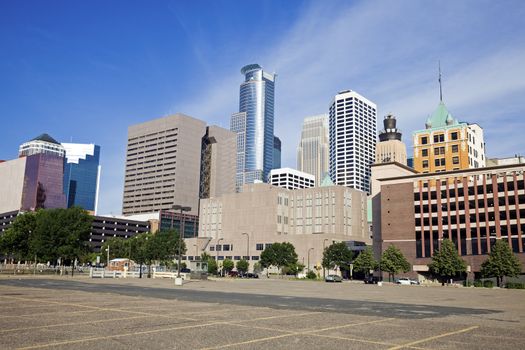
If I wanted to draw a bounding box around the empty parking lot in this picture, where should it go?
[0,277,523,349]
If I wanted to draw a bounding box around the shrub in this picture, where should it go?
[463,280,474,287]
[473,280,483,287]
[505,282,525,289]
[483,280,494,288]
[306,270,317,279]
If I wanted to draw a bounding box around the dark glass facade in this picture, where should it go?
[159,210,199,238]
[21,154,66,211]
[63,144,100,212]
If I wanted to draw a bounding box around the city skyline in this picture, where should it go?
[1,1,524,214]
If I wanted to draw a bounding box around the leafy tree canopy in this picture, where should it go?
[428,239,467,282]
[353,246,378,276]
[380,245,410,281]
[322,242,353,271]
[481,240,522,287]
[222,258,234,273]
[236,259,249,274]
[260,242,298,273]
[0,211,36,261]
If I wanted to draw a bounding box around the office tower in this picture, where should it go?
[297,114,329,184]
[199,126,236,199]
[0,154,66,213]
[268,168,315,190]
[413,102,485,173]
[375,114,407,165]
[328,90,377,194]
[62,143,101,213]
[123,114,206,215]
[273,136,281,170]
[231,64,276,191]
[19,133,65,157]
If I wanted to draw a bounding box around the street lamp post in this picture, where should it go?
[216,238,223,276]
[307,247,314,273]
[172,205,191,284]
[323,238,329,278]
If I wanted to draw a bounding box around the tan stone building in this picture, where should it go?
[122,114,235,216]
[375,114,407,165]
[196,183,369,271]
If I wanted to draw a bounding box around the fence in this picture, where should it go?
[89,268,189,280]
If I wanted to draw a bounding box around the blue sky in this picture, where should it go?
[1,0,524,215]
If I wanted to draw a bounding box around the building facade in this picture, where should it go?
[375,114,407,165]
[413,102,485,174]
[329,90,377,194]
[198,183,369,269]
[231,64,276,191]
[122,114,207,216]
[273,136,281,170]
[268,168,315,190]
[62,143,101,213]
[19,134,65,158]
[90,215,152,252]
[297,114,329,185]
[373,163,525,275]
[0,154,66,213]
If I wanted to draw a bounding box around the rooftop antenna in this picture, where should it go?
[438,61,443,102]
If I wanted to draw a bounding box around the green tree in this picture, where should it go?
[322,242,353,275]
[223,258,234,274]
[283,262,305,276]
[260,242,298,276]
[100,238,130,264]
[353,247,378,278]
[236,259,249,275]
[428,239,467,285]
[481,240,522,287]
[30,207,92,276]
[207,258,218,275]
[380,245,410,282]
[0,211,36,262]
[253,262,263,274]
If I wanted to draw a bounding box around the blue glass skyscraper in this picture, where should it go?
[230,64,276,191]
[62,143,101,213]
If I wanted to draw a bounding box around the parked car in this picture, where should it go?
[364,276,380,284]
[395,277,411,285]
[409,279,420,285]
[228,271,239,277]
[246,272,259,278]
[325,274,343,283]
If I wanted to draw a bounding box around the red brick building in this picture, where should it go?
[372,163,525,277]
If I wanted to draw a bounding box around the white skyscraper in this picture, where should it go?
[328,90,377,194]
[297,114,329,185]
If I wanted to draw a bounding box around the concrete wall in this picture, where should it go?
[0,157,26,213]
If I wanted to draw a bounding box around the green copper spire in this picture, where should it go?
[320,174,335,187]
[425,102,458,129]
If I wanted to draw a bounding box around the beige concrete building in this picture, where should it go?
[123,114,206,216]
[123,114,236,216]
[197,183,369,271]
[375,115,407,165]
[0,157,27,213]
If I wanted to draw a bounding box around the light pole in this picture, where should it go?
[106,246,110,269]
[307,247,314,273]
[173,205,191,281]
[323,239,329,278]
[216,238,223,276]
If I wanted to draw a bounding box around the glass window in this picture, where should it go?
[421,136,428,145]
[451,132,458,140]
[453,156,459,164]
[422,149,428,157]
[422,160,429,168]
[452,145,459,153]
